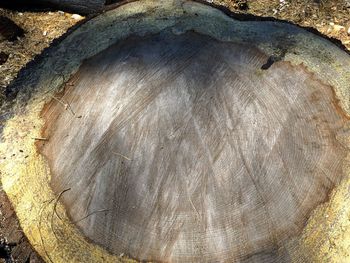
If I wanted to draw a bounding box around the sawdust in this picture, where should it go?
[0,9,82,91]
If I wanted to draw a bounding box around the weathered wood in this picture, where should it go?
[1,1,350,263]
[38,31,348,263]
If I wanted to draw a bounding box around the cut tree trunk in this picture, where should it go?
[1,1,350,263]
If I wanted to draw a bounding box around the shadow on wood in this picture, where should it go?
[39,31,348,263]
[1,1,350,263]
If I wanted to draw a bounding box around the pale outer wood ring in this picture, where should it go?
[0,1,349,262]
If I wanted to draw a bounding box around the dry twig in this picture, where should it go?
[50,95,76,116]
[73,209,111,224]
[32,137,48,141]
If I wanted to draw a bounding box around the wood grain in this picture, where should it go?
[39,32,348,262]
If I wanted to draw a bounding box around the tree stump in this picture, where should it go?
[1,1,350,262]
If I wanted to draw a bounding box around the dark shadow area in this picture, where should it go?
[0,0,105,15]
[0,16,24,41]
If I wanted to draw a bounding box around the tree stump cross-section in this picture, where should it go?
[39,32,348,262]
[1,1,350,263]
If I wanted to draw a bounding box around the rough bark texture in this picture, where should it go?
[0,1,349,263]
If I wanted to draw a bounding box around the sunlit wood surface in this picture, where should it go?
[40,32,347,262]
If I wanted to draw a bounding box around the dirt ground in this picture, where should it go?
[0,0,349,262]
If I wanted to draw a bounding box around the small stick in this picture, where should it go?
[50,95,76,116]
[53,188,71,221]
[32,137,48,141]
[112,151,131,161]
[50,95,66,107]
[50,188,71,242]
[73,209,111,224]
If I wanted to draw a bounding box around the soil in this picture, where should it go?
[0,9,82,92]
[0,0,349,262]
[0,190,43,263]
